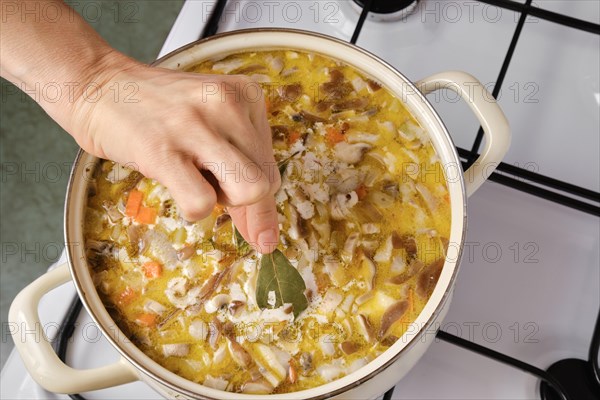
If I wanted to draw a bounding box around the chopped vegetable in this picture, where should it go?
[288,130,301,145]
[326,126,345,146]
[136,206,157,224]
[356,185,368,200]
[135,313,157,327]
[117,286,136,305]
[125,190,143,217]
[142,261,163,279]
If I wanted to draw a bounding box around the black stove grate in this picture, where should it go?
[54,1,600,399]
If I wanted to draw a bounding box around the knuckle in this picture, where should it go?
[229,179,270,206]
[179,195,216,221]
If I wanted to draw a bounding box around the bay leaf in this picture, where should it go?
[234,227,251,256]
[278,151,300,178]
[256,249,308,318]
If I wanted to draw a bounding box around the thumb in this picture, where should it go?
[229,196,279,254]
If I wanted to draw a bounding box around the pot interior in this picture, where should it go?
[65,29,466,399]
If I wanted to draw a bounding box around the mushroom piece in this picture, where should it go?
[334,142,372,164]
[361,223,380,235]
[177,245,195,261]
[85,239,115,270]
[392,232,418,258]
[379,300,409,339]
[288,362,298,384]
[389,259,424,285]
[214,213,231,230]
[233,64,267,74]
[228,300,245,316]
[212,58,245,73]
[165,277,190,308]
[373,235,393,263]
[278,83,302,102]
[203,375,229,391]
[382,181,400,199]
[341,232,360,263]
[330,192,359,220]
[241,378,274,394]
[267,56,284,74]
[332,97,369,112]
[416,182,439,213]
[358,255,376,291]
[101,200,123,223]
[288,205,309,240]
[417,258,445,298]
[340,341,360,355]
[299,110,327,124]
[299,352,313,374]
[228,338,252,368]
[208,316,222,349]
[162,343,190,358]
[125,225,146,258]
[204,294,232,314]
[281,67,299,77]
[354,314,375,342]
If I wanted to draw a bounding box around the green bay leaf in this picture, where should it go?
[256,249,308,319]
[277,151,300,178]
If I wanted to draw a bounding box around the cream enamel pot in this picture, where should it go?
[9,29,510,399]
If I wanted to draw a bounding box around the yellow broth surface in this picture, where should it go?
[84,50,451,394]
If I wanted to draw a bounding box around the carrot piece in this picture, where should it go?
[117,287,136,305]
[125,189,143,217]
[288,130,301,145]
[265,97,271,113]
[356,185,368,200]
[135,313,157,327]
[142,261,163,279]
[326,126,345,146]
[136,206,157,224]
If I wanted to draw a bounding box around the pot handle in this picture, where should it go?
[415,71,511,197]
[8,263,139,393]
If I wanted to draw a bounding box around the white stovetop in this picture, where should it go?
[2,1,599,399]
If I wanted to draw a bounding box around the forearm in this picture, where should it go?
[0,0,136,132]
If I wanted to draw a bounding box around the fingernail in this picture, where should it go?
[257,229,279,253]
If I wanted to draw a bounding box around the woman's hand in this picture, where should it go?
[71,58,281,253]
[1,1,280,251]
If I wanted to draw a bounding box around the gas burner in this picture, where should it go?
[351,0,419,22]
[539,358,600,400]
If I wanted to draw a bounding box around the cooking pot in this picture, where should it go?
[9,29,510,399]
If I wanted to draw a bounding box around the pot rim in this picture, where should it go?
[65,28,467,399]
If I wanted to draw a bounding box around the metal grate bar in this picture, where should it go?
[469,0,532,159]
[351,0,375,44]
[457,148,600,204]
[437,330,569,400]
[200,0,229,39]
[477,0,600,34]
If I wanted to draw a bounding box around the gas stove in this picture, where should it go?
[2,1,599,399]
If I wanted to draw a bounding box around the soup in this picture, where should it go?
[84,50,451,394]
